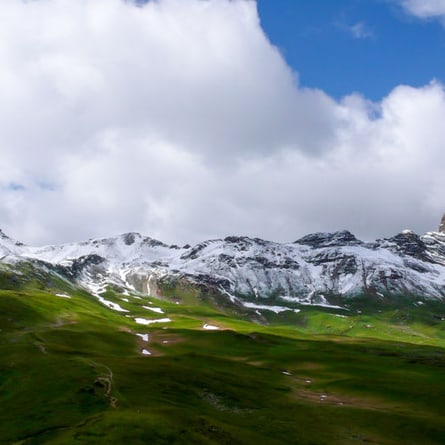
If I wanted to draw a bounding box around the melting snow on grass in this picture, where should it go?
[243,302,300,314]
[83,275,129,312]
[55,293,71,299]
[279,295,345,310]
[203,324,220,330]
[136,333,149,342]
[142,306,164,314]
[134,317,171,325]
[96,295,129,312]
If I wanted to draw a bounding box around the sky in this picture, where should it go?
[257,0,445,100]
[1,0,445,246]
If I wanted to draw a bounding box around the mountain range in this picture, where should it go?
[2,222,445,317]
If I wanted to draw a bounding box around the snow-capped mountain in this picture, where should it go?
[2,225,445,311]
[0,229,25,257]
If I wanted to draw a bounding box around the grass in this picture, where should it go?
[1,275,445,444]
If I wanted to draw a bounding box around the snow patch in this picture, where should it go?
[134,317,171,325]
[96,295,129,312]
[243,302,300,314]
[280,295,345,310]
[142,306,164,314]
[55,293,71,299]
[203,323,220,330]
[219,286,239,303]
[136,333,149,342]
[141,349,151,355]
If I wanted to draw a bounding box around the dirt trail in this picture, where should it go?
[79,358,118,408]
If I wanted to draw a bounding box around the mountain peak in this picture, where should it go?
[0,229,25,256]
[294,230,362,248]
[121,232,142,246]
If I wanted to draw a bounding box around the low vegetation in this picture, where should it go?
[1,276,445,444]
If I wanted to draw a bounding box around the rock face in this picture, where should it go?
[440,214,445,233]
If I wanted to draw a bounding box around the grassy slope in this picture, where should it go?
[0,278,445,444]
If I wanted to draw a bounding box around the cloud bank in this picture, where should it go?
[400,0,445,20]
[1,0,444,245]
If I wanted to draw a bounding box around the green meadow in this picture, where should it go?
[1,275,445,444]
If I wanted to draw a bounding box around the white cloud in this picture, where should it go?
[344,22,374,39]
[400,0,445,20]
[0,0,444,246]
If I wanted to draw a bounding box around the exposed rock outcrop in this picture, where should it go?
[440,213,445,233]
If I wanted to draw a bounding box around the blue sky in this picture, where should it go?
[257,0,445,100]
